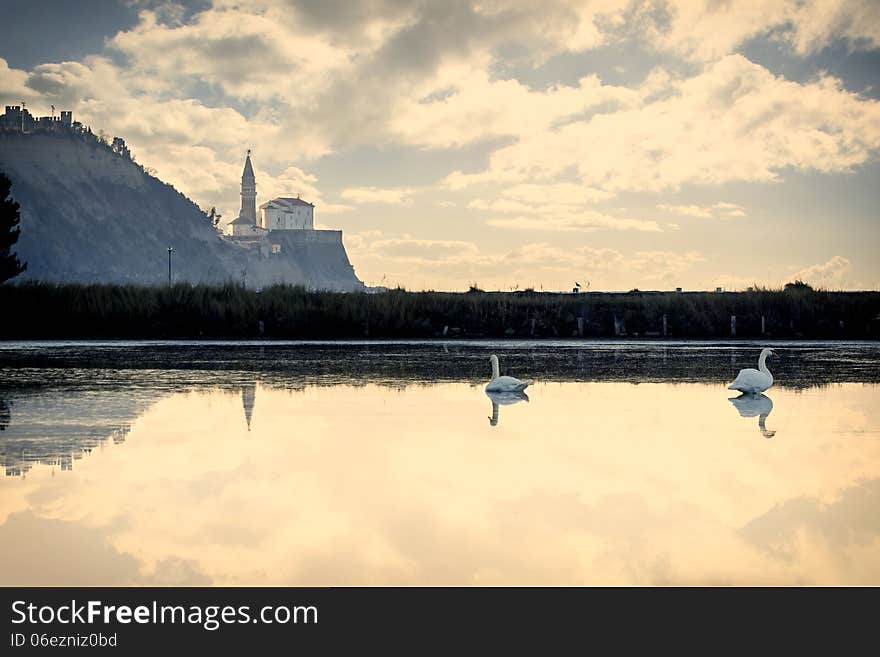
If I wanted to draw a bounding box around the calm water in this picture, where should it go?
[1,340,879,585]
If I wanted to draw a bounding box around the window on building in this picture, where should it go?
[271,244,282,254]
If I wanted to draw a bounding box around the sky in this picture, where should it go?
[1,0,879,291]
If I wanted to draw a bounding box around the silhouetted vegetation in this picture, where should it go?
[784,280,814,293]
[0,282,878,339]
[0,172,26,283]
[204,205,222,230]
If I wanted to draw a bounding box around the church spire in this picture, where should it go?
[240,150,256,224]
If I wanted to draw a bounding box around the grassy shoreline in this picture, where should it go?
[1,281,878,340]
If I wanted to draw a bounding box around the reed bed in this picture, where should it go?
[1,281,878,339]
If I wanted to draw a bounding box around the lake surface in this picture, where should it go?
[1,340,879,585]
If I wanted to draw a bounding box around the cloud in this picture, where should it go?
[657,202,747,219]
[657,204,713,219]
[0,55,337,221]
[638,0,880,62]
[110,6,357,103]
[499,243,703,280]
[790,256,852,288]
[369,237,480,261]
[390,63,640,149]
[502,183,615,205]
[486,214,661,233]
[345,232,701,290]
[7,4,880,208]
[340,186,415,205]
[447,55,880,193]
[712,202,747,217]
[469,182,657,232]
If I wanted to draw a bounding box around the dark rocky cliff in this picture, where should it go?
[0,132,364,290]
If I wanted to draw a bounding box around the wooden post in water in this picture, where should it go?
[577,317,584,337]
[761,315,766,335]
[730,314,736,337]
[662,314,668,337]
[530,317,536,336]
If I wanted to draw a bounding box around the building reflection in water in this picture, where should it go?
[0,399,10,432]
[729,394,776,439]
[486,390,529,426]
[0,377,262,477]
[241,382,256,431]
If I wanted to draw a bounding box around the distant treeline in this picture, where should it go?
[1,281,879,340]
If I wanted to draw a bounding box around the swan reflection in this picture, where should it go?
[729,394,776,439]
[486,390,529,426]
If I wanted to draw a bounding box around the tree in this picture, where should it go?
[205,206,222,230]
[0,172,27,283]
[784,280,815,293]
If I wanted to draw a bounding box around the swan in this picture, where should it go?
[728,348,775,395]
[729,393,776,439]
[486,390,529,426]
[485,354,532,393]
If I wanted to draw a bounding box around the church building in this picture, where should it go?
[222,150,359,274]
[225,151,324,243]
[260,197,314,230]
[225,151,267,240]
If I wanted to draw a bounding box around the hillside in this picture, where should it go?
[0,132,363,289]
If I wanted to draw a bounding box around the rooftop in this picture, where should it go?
[260,196,314,210]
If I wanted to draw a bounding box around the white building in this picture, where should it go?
[259,197,315,230]
[226,214,267,238]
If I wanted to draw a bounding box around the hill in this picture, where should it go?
[0,131,363,290]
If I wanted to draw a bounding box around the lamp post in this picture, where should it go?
[167,246,173,284]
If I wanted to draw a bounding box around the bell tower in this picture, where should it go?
[240,149,257,224]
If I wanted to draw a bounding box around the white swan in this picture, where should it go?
[486,354,532,392]
[728,348,775,395]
